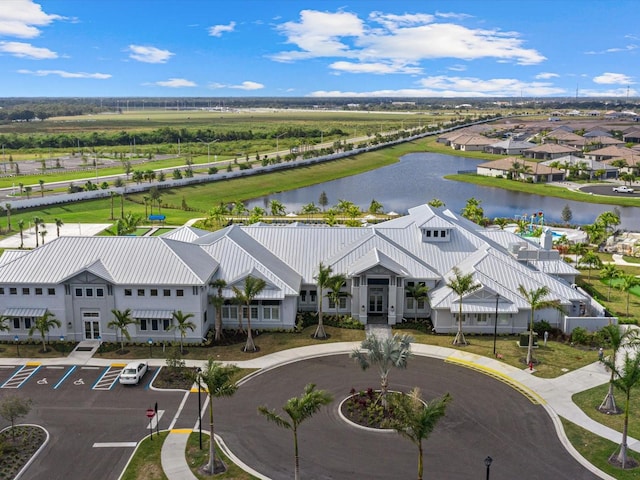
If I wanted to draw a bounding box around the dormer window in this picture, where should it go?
[421,227,450,243]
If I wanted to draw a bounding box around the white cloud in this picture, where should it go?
[330,61,421,74]
[272,9,545,69]
[0,0,64,38]
[448,64,467,72]
[208,82,226,89]
[208,21,236,37]
[309,75,566,97]
[0,41,56,59]
[152,78,196,88]
[230,81,264,90]
[535,72,559,79]
[128,45,174,64]
[585,44,638,55]
[579,87,637,97]
[593,72,634,85]
[18,69,111,79]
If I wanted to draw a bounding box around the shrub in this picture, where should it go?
[570,326,595,346]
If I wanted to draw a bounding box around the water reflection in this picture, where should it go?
[246,152,640,230]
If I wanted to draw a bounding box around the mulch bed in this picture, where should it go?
[0,425,47,479]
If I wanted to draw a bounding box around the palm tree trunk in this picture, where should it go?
[293,429,300,480]
[599,369,621,413]
[243,306,256,352]
[526,315,535,365]
[215,308,222,342]
[42,336,47,353]
[207,394,216,473]
[616,394,631,467]
[314,296,326,339]
[418,442,423,480]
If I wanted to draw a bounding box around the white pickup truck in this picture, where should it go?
[613,185,634,193]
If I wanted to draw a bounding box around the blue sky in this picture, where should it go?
[1,0,638,98]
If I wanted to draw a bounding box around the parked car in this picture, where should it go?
[119,361,148,385]
[613,185,634,193]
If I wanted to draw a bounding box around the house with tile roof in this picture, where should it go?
[0,205,610,345]
[522,143,580,160]
[476,158,565,182]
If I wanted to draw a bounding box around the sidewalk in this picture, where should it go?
[3,341,632,480]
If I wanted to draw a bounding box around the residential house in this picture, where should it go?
[523,143,580,160]
[477,158,565,182]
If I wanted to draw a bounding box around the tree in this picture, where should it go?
[318,191,328,211]
[258,383,333,480]
[232,275,267,352]
[385,388,451,480]
[197,360,239,474]
[325,273,349,319]
[17,219,24,248]
[169,310,196,354]
[596,211,620,235]
[32,216,43,247]
[24,186,32,199]
[618,274,640,318]
[39,179,45,197]
[39,229,47,245]
[406,282,429,322]
[602,351,640,468]
[28,310,61,352]
[517,285,563,365]
[599,324,640,414]
[54,218,64,237]
[351,333,414,409]
[269,199,286,216]
[313,262,332,339]
[5,203,11,232]
[0,395,32,444]
[569,242,588,265]
[561,204,573,225]
[209,279,227,342]
[106,212,143,236]
[461,197,484,224]
[107,309,136,352]
[368,198,383,214]
[446,267,480,346]
[578,251,602,281]
[428,198,445,208]
[600,264,621,301]
[0,315,10,333]
[208,204,229,228]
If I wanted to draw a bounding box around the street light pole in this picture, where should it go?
[197,138,219,164]
[493,293,499,356]
[484,456,492,480]
[196,367,202,449]
[14,335,19,356]
[148,338,153,358]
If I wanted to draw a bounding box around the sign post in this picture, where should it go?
[146,408,156,440]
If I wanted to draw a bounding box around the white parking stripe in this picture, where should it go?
[92,442,137,448]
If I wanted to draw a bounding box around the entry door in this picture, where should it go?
[368,287,386,313]
[84,320,100,340]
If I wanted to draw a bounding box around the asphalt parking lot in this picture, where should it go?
[214,355,600,480]
[579,183,637,197]
[0,362,196,480]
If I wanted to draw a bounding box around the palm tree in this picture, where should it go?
[351,333,414,409]
[601,351,640,468]
[578,251,602,281]
[313,262,333,339]
[169,310,196,354]
[5,203,11,232]
[109,191,116,220]
[39,229,47,245]
[39,179,45,197]
[197,359,239,474]
[518,285,563,365]
[598,324,640,414]
[232,275,267,352]
[17,219,24,248]
[447,267,480,346]
[325,273,349,319]
[385,388,451,480]
[618,274,640,318]
[32,216,43,247]
[28,310,61,353]
[269,199,286,216]
[258,383,333,480]
[107,308,136,352]
[208,204,228,228]
[406,282,429,322]
[55,218,64,237]
[209,279,227,342]
[0,315,10,333]
[600,264,621,301]
[569,242,588,265]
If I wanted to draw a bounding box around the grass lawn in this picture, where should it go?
[561,418,640,480]
[120,431,169,480]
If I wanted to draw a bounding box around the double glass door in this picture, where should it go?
[84,320,100,340]
[368,287,386,313]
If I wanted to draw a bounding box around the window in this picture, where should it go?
[425,230,431,237]
[151,319,158,330]
[263,301,280,320]
[329,297,347,309]
[441,230,446,237]
[150,289,158,297]
[162,319,171,330]
[476,314,488,324]
[75,288,83,297]
[124,289,132,296]
[163,289,171,297]
[137,289,145,296]
[13,318,19,329]
[9,288,16,295]
[310,290,317,303]
[0,287,4,294]
[35,288,42,295]
[48,288,55,295]
[433,230,439,237]
[86,288,93,297]
[139,319,147,331]
[250,305,258,319]
[96,288,104,297]
[222,305,238,320]
[300,290,307,302]
[24,318,31,329]
[176,289,184,297]
[353,278,360,287]
[192,286,198,295]
[22,288,29,295]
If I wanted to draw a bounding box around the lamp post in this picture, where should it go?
[484,456,492,480]
[148,338,153,358]
[197,138,218,164]
[493,293,499,356]
[14,335,19,356]
[196,367,202,449]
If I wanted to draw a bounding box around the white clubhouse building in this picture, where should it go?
[0,204,609,344]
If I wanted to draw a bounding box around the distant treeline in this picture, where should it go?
[0,126,349,150]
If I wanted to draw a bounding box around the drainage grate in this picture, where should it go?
[75,347,94,352]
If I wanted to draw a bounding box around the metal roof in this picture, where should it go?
[3,307,47,317]
[131,310,174,319]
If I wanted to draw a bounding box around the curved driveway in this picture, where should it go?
[214,354,599,480]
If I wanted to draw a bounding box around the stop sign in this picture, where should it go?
[146,408,155,418]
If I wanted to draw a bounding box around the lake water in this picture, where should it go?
[246,152,640,230]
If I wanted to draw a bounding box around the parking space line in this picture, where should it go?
[92,442,137,448]
[93,364,124,391]
[53,365,77,389]
[1,363,41,389]
[145,367,161,390]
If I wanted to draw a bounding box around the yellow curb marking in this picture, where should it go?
[111,363,127,368]
[25,362,41,367]
[170,429,192,434]
[445,357,545,405]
